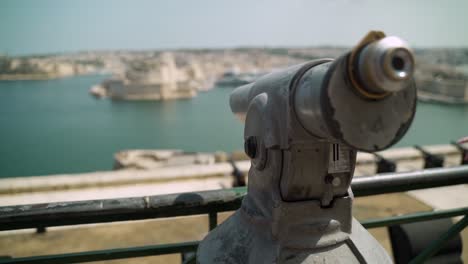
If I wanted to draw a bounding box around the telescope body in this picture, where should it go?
[198,32,417,263]
[230,33,415,152]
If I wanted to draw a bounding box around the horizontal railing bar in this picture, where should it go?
[0,241,199,264]
[2,208,467,264]
[0,187,246,231]
[351,165,468,196]
[361,206,468,229]
[0,166,467,231]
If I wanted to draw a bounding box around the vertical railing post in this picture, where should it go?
[181,254,197,264]
[208,212,217,231]
[36,226,46,234]
[409,215,468,264]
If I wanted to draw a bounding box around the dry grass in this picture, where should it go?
[0,193,466,263]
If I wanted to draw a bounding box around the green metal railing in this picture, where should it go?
[0,165,467,264]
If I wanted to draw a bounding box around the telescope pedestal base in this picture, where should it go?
[197,210,392,263]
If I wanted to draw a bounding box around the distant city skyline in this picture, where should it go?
[1,0,468,56]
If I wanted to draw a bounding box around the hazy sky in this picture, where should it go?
[1,0,467,55]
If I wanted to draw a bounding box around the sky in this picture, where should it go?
[1,0,467,56]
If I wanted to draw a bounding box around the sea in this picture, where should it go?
[0,74,467,178]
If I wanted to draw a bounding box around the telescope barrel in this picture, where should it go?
[229,33,417,152]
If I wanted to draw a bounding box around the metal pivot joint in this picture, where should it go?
[198,31,417,263]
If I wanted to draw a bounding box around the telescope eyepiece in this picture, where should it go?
[356,36,414,96]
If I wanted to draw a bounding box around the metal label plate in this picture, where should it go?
[328,144,351,173]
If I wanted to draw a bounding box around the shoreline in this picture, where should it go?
[2,73,467,105]
[0,72,106,81]
[0,73,63,81]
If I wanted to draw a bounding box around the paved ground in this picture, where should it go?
[0,177,232,206]
[408,184,468,210]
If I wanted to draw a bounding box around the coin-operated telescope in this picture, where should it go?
[197,31,417,263]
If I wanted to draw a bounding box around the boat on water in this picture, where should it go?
[215,71,264,87]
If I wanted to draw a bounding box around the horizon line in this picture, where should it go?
[2,44,468,58]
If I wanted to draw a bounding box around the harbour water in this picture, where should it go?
[0,74,467,178]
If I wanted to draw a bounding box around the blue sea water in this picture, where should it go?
[0,75,467,177]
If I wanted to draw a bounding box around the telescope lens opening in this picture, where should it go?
[392,56,405,71]
[385,48,413,81]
